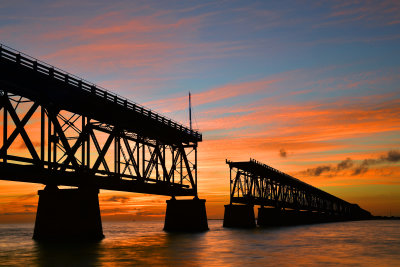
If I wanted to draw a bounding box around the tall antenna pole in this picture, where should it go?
[189,91,192,131]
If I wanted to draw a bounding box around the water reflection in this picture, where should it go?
[98,225,209,265]
[34,241,101,267]
[99,232,170,265]
[1,220,399,266]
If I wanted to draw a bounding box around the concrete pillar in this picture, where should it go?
[33,186,104,241]
[302,211,320,224]
[163,198,208,231]
[223,204,255,228]
[281,209,302,225]
[257,207,282,226]
[258,208,327,226]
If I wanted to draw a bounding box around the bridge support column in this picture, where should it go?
[33,186,104,241]
[258,208,324,226]
[163,198,209,231]
[257,207,282,226]
[223,204,255,228]
[281,209,302,226]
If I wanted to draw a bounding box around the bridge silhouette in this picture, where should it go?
[0,44,372,240]
[0,44,208,240]
[223,159,371,228]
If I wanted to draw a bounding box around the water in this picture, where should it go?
[0,220,399,266]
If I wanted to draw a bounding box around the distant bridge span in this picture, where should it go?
[0,44,208,239]
[224,159,371,227]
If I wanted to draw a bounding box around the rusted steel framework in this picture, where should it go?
[227,159,370,216]
[0,44,200,197]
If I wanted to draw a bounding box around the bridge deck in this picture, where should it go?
[0,44,201,145]
[0,162,193,196]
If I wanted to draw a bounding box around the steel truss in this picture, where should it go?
[0,91,198,196]
[227,159,369,216]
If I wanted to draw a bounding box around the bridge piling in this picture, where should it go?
[257,207,282,226]
[163,198,209,231]
[223,204,256,228]
[33,186,104,241]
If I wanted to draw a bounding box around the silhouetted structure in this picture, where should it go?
[164,198,208,231]
[33,186,103,241]
[223,159,371,228]
[0,44,208,240]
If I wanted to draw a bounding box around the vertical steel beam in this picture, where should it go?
[180,149,183,185]
[115,134,120,175]
[137,140,140,177]
[156,142,159,181]
[87,120,90,168]
[48,110,51,169]
[163,144,166,181]
[41,107,45,162]
[195,145,198,196]
[142,139,145,179]
[229,165,232,204]
[3,96,7,163]
[171,148,175,184]
[53,130,57,168]
[82,116,85,167]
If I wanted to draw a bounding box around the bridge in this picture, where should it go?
[0,44,208,240]
[223,159,371,228]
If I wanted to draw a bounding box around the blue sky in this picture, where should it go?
[0,0,399,220]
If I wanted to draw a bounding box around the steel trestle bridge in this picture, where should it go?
[0,43,209,239]
[0,43,371,237]
[0,44,201,197]
[224,159,371,227]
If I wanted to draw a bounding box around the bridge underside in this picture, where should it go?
[0,163,193,196]
[223,159,371,228]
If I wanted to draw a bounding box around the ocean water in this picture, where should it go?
[0,220,399,266]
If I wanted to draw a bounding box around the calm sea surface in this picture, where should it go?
[0,220,399,266]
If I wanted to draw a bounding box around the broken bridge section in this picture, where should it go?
[223,159,371,228]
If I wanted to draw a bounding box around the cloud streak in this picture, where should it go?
[302,150,400,177]
[353,150,400,175]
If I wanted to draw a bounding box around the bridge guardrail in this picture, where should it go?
[0,43,201,141]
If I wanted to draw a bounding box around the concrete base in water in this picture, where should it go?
[33,187,104,241]
[257,207,282,226]
[257,207,355,226]
[223,204,256,228]
[163,198,209,231]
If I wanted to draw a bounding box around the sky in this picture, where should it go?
[0,0,399,222]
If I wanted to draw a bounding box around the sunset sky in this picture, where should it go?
[0,0,399,222]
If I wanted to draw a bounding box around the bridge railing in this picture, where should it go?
[0,43,201,141]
